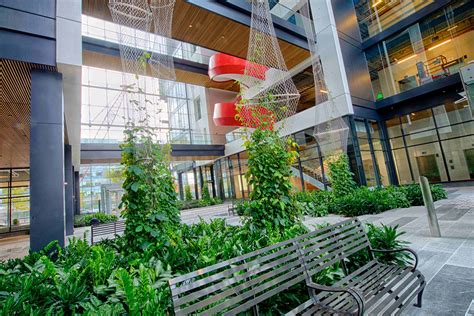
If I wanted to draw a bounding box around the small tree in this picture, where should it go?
[184,185,193,201]
[327,153,356,198]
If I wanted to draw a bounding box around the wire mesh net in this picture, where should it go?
[239,0,300,134]
[149,0,176,81]
[109,0,152,128]
[299,0,349,156]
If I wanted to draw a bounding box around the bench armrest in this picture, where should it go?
[370,247,419,271]
[306,281,365,316]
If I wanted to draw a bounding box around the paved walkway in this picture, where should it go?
[1,188,473,315]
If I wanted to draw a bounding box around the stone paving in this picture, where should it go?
[0,187,473,315]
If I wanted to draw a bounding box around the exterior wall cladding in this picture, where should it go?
[192,0,472,201]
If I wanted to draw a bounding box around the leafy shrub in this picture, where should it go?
[347,224,412,272]
[327,153,356,198]
[201,183,211,201]
[293,190,333,217]
[397,183,447,206]
[184,185,193,202]
[74,213,118,227]
[331,187,410,217]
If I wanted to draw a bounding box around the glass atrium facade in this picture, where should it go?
[365,0,473,99]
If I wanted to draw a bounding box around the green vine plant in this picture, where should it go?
[235,85,301,230]
[326,152,357,198]
[119,51,180,251]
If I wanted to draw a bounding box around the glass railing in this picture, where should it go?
[82,15,214,65]
[81,128,232,146]
[269,1,307,29]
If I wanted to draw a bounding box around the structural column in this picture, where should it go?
[74,171,80,215]
[30,69,65,251]
[64,144,74,235]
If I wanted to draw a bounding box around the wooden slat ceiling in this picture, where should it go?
[0,59,55,168]
[82,0,310,70]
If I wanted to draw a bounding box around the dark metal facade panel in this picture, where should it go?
[0,0,56,18]
[375,73,463,110]
[0,6,56,39]
[0,30,56,66]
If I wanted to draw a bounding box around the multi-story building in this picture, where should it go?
[0,0,472,250]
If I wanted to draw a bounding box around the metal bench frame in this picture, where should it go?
[90,220,125,244]
[168,218,425,315]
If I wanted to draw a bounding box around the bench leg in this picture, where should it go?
[414,289,423,308]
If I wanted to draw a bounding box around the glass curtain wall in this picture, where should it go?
[82,66,200,144]
[80,164,123,213]
[365,0,473,100]
[385,99,474,183]
[0,168,30,233]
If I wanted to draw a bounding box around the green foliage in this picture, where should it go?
[292,190,333,217]
[184,185,193,202]
[74,213,118,227]
[347,224,412,272]
[201,182,211,201]
[0,216,411,315]
[331,187,410,217]
[397,183,447,206]
[327,153,356,198]
[244,128,300,229]
[120,126,180,251]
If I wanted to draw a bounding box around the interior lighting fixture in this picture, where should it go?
[397,54,417,64]
[372,0,382,7]
[428,39,452,51]
[320,89,328,94]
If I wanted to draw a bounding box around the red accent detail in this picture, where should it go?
[209,53,274,128]
[208,53,267,82]
[213,102,242,127]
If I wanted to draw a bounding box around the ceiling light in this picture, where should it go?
[397,54,417,64]
[320,89,328,94]
[372,0,382,8]
[188,24,193,28]
[428,39,452,51]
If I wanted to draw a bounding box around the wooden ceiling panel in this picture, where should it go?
[82,0,309,70]
[0,59,55,168]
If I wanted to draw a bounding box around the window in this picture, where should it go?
[365,0,473,99]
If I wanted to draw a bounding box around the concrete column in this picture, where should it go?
[64,144,74,236]
[74,171,80,215]
[30,69,65,251]
[309,0,354,118]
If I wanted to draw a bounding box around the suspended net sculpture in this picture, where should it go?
[239,0,300,134]
[299,0,349,157]
[149,0,176,81]
[109,0,152,127]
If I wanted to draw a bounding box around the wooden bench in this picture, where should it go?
[168,218,425,315]
[90,220,125,244]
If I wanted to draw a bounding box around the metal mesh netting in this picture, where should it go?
[299,1,349,156]
[239,0,300,133]
[150,0,176,81]
[109,0,152,126]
